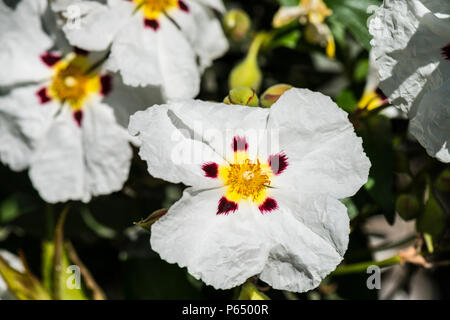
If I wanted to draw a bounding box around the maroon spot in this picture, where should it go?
[375,87,387,101]
[36,87,51,104]
[178,0,189,12]
[441,43,450,61]
[100,74,113,96]
[232,136,248,152]
[258,197,278,214]
[40,52,61,67]
[268,153,288,175]
[144,19,159,31]
[73,110,83,127]
[73,47,89,56]
[202,162,218,178]
[217,196,238,215]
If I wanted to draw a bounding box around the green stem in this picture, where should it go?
[331,255,402,276]
[247,32,269,61]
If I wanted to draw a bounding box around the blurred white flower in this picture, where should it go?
[129,88,370,292]
[369,0,450,162]
[0,0,159,203]
[52,0,229,99]
[0,250,23,300]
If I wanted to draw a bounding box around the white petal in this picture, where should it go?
[259,193,348,292]
[128,103,229,189]
[369,0,450,113]
[109,13,163,88]
[267,88,371,199]
[0,0,53,85]
[171,1,228,71]
[0,85,58,171]
[151,188,269,290]
[52,0,134,51]
[410,80,450,163]
[157,17,201,99]
[29,102,132,203]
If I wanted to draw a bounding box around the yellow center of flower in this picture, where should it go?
[219,158,272,204]
[47,54,101,110]
[134,0,179,19]
[300,0,332,25]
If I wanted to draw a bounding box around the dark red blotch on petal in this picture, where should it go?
[268,153,288,175]
[442,43,450,61]
[178,0,189,12]
[217,197,238,215]
[144,19,160,31]
[73,110,83,127]
[375,87,388,101]
[40,52,61,67]
[202,162,218,178]
[232,136,248,152]
[259,197,278,214]
[100,74,113,96]
[36,87,51,104]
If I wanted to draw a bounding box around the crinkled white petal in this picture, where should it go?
[410,80,450,162]
[151,188,270,290]
[259,192,349,292]
[0,250,24,300]
[171,0,228,71]
[29,102,132,203]
[0,85,58,171]
[52,0,133,51]
[0,0,53,86]
[128,103,229,189]
[369,0,450,162]
[267,88,371,199]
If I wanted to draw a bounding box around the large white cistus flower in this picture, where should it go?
[52,0,229,99]
[0,0,154,203]
[129,88,371,292]
[369,0,450,162]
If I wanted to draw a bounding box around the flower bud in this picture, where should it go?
[229,33,266,91]
[260,84,292,107]
[223,9,251,42]
[223,86,259,107]
[395,194,420,221]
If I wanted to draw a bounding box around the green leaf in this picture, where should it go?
[324,0,380,50]
[277,0,300,6]
[341,198,359,220]
[269,29,302,49]
[336,89,357,113]
[0,253,51,300]
[353,58,369,83]
[416,192,445,238]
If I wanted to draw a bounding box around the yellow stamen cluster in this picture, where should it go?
[48,54,101,110]
[219,159,272,204]
[135,0,178,19]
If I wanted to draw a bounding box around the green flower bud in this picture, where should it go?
[229,33,266,91]
[260,84,293,107]
[224,86,259,107]
[395,194,420,221]
[223,9,251,42]
[436,169,450,193]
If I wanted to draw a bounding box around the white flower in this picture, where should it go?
[129,88,371,292]
[369,0,450,162]
[52,0,229,99]
[0,250,23,300]
[0,0,159,203]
